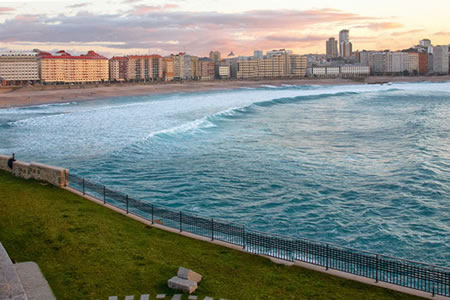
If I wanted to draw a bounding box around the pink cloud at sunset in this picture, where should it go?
[0,7,15,15]
[133,4,180,15]
[0,2,448,58]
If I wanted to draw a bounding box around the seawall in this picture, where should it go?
[0,154,68,187]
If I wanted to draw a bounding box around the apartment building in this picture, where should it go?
[340,65,370,77]
[417,52,428,74]
[339,30,352,57]
[217,63,231,79]
[39,50,108,83]
[109,56,128,81]
[0,52,40,85]
[384,52,409,74]
[126,55,163,81]
[236,59,259,79]
[308,66,340,78]
[326,38,338,59]
[192,56,200,79]
[199,58,215,80]
[209,51,221,63]
[288,54,307,77]
[407,52,419,74]
[172,53,194,80]
[162,57,174,81]
[236,52,306,79]
[433,45,449,74]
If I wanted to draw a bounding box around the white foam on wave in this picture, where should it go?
[143,107,240,141]
[260,84,280,88]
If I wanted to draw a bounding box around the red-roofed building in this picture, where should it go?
[38,50,108,83]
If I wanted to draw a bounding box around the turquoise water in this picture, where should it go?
[1,82,449,267]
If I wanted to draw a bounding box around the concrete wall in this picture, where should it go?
[0,154,68,187]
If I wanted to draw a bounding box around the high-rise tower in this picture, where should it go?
[339,29,352,57]
[326,37,338,58]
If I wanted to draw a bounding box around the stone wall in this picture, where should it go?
[0,154,68,187]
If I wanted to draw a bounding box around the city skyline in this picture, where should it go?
[0,1,449,57]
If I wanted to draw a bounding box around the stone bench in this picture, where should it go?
[168,276,198,294]
[167,267,202,294]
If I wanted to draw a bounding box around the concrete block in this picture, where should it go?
[168,276,197,294]
[177,267,202,283]
[125,296,134,300]
[12,160,31,179]
[171,294,182,300]
[156,294,166,299]
[140,294,149,300]
[15,261,56,300]
[0,242,28,300]
[188,296,198,300]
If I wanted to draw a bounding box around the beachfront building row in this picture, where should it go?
[1,50,109,85]
[236,52,307,79]
[307,65,370,78]
[357,46,449,75]
[109,53,207,81]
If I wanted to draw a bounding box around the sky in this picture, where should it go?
[0,0,449,58]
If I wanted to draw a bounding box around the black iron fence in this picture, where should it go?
[68,173,450,297]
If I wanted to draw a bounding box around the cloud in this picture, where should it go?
[391,29,422,37]
[0,7,15,14]
[0,8,391,57]
[15,15,39,22]
[433,31,450,36]
[354,22,403,31]
[68,3,89,9]
[132,4,179,15]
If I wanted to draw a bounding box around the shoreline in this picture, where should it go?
[1,76,449,109]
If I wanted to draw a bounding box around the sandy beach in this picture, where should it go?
[1,76,449,109]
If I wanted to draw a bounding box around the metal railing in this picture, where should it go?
[68,173,450,297]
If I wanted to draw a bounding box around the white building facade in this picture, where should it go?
[0,52,40,84]
[433,45,449,74]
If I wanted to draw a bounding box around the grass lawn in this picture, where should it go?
[0,170,421,299]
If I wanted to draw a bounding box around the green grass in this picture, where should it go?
[0,170,420,300]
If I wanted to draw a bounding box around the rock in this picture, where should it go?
[177,267,202,283]
[168,276,198,294]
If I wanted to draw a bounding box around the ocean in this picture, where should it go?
[1,82,449,267]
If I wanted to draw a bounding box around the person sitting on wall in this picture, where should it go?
[7,153,16,169]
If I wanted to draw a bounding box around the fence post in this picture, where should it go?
[179,211,182,232]
[432,267,435,297]
[82,178,85,195]
[242,225,245,249]
[326,243,329,270]
[103,186,106,204]
[151,204,154,224]
[376,255,379,283]
[211,218,214,241]
[126,195,129,214]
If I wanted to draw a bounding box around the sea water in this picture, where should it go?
[1,82,449,267]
